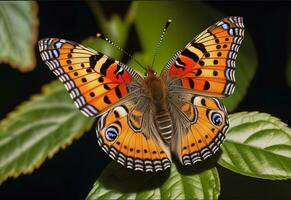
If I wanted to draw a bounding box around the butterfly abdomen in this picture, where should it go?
[155,111,173,143]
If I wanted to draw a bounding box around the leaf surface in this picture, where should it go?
[219,112,291,180]
[0,2,38,71]
[86,163,220,200]
[0,81,95,184]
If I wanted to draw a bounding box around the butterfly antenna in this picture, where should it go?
[151,19,172,67]
[96,33,147,72]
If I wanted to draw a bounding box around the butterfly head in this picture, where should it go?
[145,67,157,78]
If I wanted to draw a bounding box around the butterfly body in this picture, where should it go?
[146,74,167,110]
[39,16,244,172]
[148,77,173,142]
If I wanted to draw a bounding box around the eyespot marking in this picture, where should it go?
[210,111,223,126]
[105,125,119,142]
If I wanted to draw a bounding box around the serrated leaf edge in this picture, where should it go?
[219,111,291,180]
[0,81,93,184]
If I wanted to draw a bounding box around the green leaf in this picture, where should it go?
[85,1,136,60]
[218,112,291,180]
[0,2,38,71]
[86,163,220,200]
[128,1,257,112]
[82,14,130,60]
[0,81,94,184]
[82,15,128,60]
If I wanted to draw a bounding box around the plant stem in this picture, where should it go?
[85,0,108,34]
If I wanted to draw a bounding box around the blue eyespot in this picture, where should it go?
[105,126,119,141]
[211,112,223,126]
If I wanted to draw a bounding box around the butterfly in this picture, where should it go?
[39,16,244,172]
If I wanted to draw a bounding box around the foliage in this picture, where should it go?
[86,163,220,200]
[0,2,38,71]
[219,112,291,180]
[0,81,94,184]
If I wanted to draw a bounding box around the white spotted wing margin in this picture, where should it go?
[39,38,99,117]
[194,16,245,96]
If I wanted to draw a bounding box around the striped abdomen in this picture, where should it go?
[155,111,173,143]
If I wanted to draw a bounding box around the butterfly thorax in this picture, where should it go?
[145,68,173,143]
[145,76,167,112]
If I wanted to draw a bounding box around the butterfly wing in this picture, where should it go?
[39,38,142,117]
[96,98,172,172]
[39,39,171,171]
[169,94,229,165]
[162,16,244,96]
[164,16,244,165]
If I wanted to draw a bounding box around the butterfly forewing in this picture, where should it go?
[163,16,244,97]
[39,38,141,117]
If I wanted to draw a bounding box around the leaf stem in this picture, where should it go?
[124,2,136,27]
[85,1,108,33]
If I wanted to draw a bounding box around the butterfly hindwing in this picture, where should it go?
[96,101,171,172]
[170,94,229,165]
[39,38,142,117]
[164,16,244,96]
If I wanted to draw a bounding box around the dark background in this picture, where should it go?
[0,1,291,200]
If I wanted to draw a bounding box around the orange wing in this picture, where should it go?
[39,38,142,117]
[96,101,171,172]
[170,94,229,165]
[163,16,244,96]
